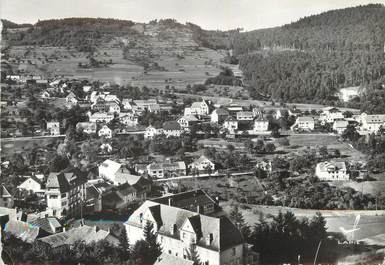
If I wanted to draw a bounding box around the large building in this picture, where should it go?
[147,161,186,178]
[45,169,87,218]
[125,190,252,265]
[291,116,315,131]
[359,113,385,134]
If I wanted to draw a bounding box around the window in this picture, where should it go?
[168,250,172,254]
[50,195,58,199]
[232,248,236,256]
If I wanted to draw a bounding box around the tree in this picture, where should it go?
[229,205,251,241]
[143,221,162,263]
[187,244,201,265]
[264,143,276,153]
[119,225,130,260]
[319,146,328,158]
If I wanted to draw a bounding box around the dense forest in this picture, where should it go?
[232,4,385,108]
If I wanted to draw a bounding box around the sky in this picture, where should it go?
[1,0,384,31]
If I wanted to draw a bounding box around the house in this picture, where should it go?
[98,159,122,183]
[252,107,264,117]
[291,116,315,131]
[333,119,349,134]
[124,191,246,265]
[338,86,362,102]
[89,112,114,123]
[40,91,51,99]
[45,169,87,218]
[38,225,118,250]
[360,113,385,134]
[223,117,238,133]
[163,121,184,137]
[86,182,112,212]
[119,112,138,127]
[320,107,344,123]
[315,161,349,181]
[65,92,78,104]
[17,176,45,195]
[29,217,63,235]
[185,99,211,116]
[253,116,269,132]
[256,160,272,173]
[46,121,60,135]
[98,125,112,138]
[134,99,159,112]
[177,115,199,130]
[0,185,14,208]
[236,111,254,121]
[211,108,229,124]
[147,161,186,178]
[76,122,97,134]
[226,104,243,114]
[188,155,215,172]
[274,109,290,120]
[144,125,164,139]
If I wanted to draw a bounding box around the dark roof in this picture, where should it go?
[117,183,137,196]
[30,217,62,235]
[46,168,87,193]
[163,121,182,131]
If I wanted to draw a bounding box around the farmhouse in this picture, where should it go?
[98,125,112,138]
[291,116,315,131]
[211,108,229,124]
[188,155,215,172]
[315,161,349,181]
[124,191,246,265]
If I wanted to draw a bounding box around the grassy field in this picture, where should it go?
[1,137,62,157]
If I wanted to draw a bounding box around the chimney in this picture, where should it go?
[168,197,172,206]
[197,205,202,214]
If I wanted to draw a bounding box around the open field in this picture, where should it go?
[331,180,385,196]
[1,136,62,157]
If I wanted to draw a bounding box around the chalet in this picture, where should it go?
[146,161,186,178]
[144,125,164,139]
[211,108,229,124]
[162,121,184,137]
[315,161,349,181]
[89,112,114,123]
[236,111,254,121]
[188,155,215,172]
[98,125,112,138]
[46,121,60,135]
[291,116,315,131]
[333,119,349,134]
[76,122,97,134]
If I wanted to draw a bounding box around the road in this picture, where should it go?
[154,171,254,182]
[1,134,66,142]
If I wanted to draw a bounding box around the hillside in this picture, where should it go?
[232,4,385,110]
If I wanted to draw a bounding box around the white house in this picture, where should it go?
[119,112,138,127]
[223,117,238,133]
[338,86,362,102]
[291,116,315,131]
[320,107,344,123]
[124,193,246,265]
[107,102,121,114]
[177,115,199,130]
[146,161,186,179]
[359,113,385,134]
[46,121,60,135]
[210,108,229,124]
[98,125,112,138]
[65,92,78,104]
[98,159,122,183]
[17,176,44,194]
[144,125,164,139]
[253,116,269,132]
[188,155,215,172]
[333,119,349,134]
[184,100,211,116]
[315,161,349,181]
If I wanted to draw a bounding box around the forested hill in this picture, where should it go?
[232,4,385,109]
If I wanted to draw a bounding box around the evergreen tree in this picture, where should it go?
[187,243,202,265]
[143,221,162,263]
[119,225,130,260]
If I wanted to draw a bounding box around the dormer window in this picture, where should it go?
[139,213,143,223]
[170,224,177,235]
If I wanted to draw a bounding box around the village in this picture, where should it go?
[1,68,385,265]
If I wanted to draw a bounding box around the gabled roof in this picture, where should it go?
[190,155,213,166]
[46,169,87,193]
[30,217,62,234]
[297,116,314,122]
[1,185,12,198]
[76,122,97,131]
[99,159,122,174]
[179,115,199,122]
[317,161,346,172]
[224,116,237,122]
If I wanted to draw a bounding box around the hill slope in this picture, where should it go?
[232,4,385,108]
